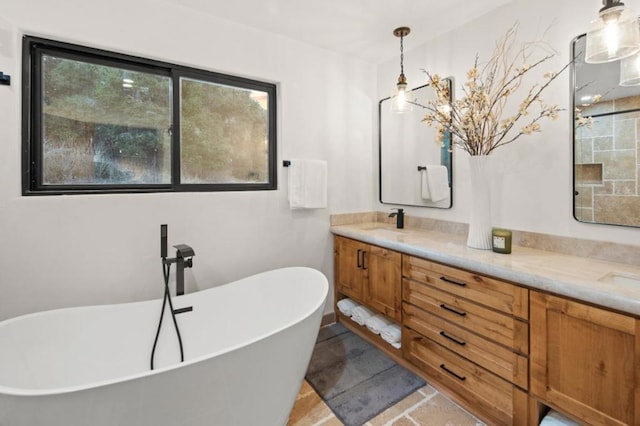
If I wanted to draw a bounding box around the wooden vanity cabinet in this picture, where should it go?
[333,232,640,425]
[530,291,640,426]
[402,255,530,425]
[334,236,402,321]
[334,236,368,300]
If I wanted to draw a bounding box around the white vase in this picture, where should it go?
[466,155,493,250]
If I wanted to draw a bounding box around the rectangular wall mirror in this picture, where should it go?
[379,81,453,208]
[573,34,640,227]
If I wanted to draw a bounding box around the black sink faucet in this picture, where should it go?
[389,208,405,229]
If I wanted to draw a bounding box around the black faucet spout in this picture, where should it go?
[164,244,195,296]
[389,208,405,229]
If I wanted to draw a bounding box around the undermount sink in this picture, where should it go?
[598,272,640,286]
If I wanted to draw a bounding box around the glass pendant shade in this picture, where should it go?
[391,80,412,113]
[620,50,640,85]
[586,4,640,63]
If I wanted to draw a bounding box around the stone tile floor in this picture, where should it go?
[288,379,485,426]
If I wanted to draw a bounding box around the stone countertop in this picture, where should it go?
[331,222,640,317]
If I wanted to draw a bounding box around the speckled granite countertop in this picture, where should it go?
[331,222,640,317]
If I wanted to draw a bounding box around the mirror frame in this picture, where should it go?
[378,80,453,208]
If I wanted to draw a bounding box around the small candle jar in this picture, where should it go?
[492,228,512,254]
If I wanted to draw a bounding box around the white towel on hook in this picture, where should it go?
[420,168,431,200]
[287,159,328,209]
[426,165,449,202]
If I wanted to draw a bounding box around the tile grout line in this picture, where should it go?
[418,387,438,400]
[425,389,485,425]
[404,413,421,426]
[315,412,339,426]
[380,395,431,426]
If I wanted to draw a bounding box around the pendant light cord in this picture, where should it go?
[399,35,405,77]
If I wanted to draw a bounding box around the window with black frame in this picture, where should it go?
[22,36,277,195]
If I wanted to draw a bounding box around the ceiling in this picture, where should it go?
[168,0,515,63]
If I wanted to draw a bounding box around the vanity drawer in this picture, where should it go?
[402,255,529,319]
[403,328,528,425]
[403,278,529,354]
[403,302,528,388]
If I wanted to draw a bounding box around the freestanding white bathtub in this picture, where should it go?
[0,267,328,426]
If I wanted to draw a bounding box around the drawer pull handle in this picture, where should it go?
[440,304,467,317]
[440,364,466,381]
[439,331,466,346]
[440,276,466,287]
[362,251,367,270]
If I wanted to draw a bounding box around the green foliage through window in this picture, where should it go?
[23,36,276,195]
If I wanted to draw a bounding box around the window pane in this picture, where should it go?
[180,77,270,184]
[41,55,172,185]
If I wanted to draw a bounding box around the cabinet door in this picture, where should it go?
[364,246,401,321]
[334,236,367,301]
[530,291,639,426]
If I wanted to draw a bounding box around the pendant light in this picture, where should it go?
[620,48,640,85]
[585,0,640,63]
[392,27,412,113]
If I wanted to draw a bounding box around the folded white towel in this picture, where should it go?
[351,305,375,326]
[390,341,402,349]
[420,169,431,200]
[365,315,392,335]
[380,323,402,344]
[539,410,581,426]
[287,159,328,209]
[426,165,449,202]
[336,298,359,317]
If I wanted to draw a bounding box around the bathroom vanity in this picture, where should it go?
[331,220,640,425]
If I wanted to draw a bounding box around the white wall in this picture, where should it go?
[5,0,638,322]
[0,0,376,320]
[377,0,640,246]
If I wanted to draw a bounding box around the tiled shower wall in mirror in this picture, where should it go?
[575,96,640,226]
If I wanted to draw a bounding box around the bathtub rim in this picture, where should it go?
[0,266,328,397]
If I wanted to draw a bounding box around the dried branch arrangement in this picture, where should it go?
[421,23,582,156]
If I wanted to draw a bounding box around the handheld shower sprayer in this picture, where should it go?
[161,224,168,259]
[151,224,194,370]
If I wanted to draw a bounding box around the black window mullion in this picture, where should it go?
[172,71,181,188]
[30,46,44,192]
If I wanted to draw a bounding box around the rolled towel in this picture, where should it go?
[365,315,392,335]
[351,305,375,326]
[380,323,402,344]
[539,410,581,426]
[336,298,359,317]
[390,341,402,350]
